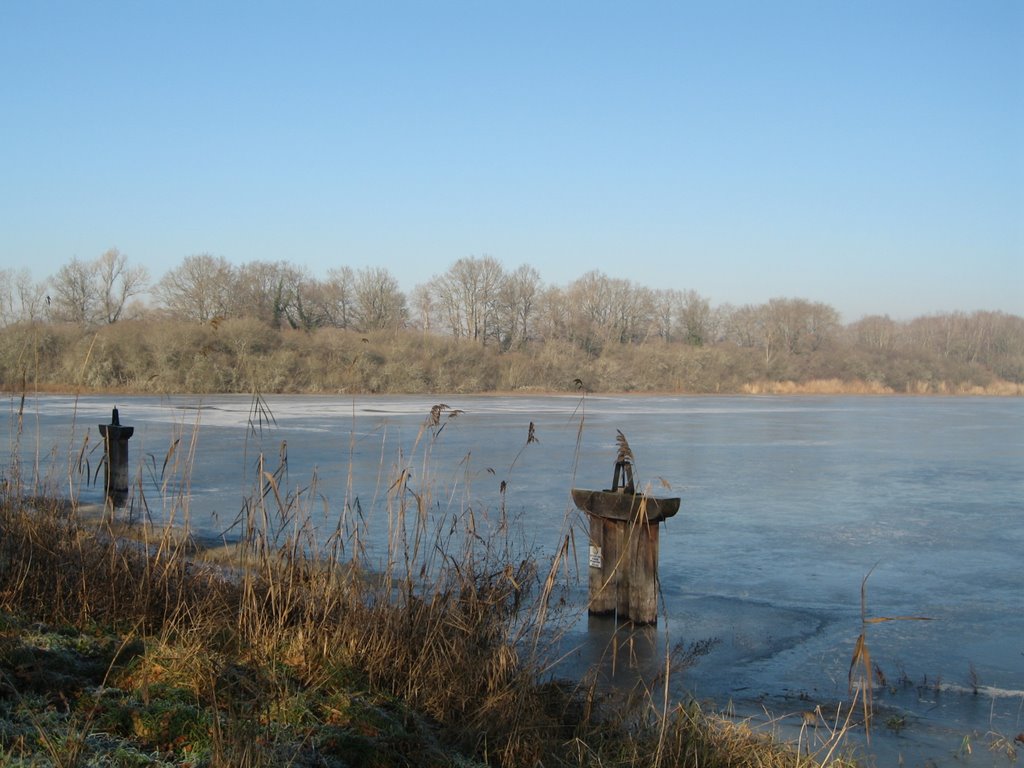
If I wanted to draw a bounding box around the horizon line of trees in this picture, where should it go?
[2,249,1023,393]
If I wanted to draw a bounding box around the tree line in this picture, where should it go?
[1,250,1022,394]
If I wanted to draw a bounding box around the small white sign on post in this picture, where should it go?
[588,545,602,569]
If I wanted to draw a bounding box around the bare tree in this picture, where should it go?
[352,266,407,332]
[904,311,1024,370]
[981,312,1024,366]
[96,248,149,323]
[721,303,768,358]
[289,274,332,331]
[322,266,355,329]
[565,270,613,353]
[49,250,148,325]
[564,271,653,350]
[763,298,839,354]
[155,253,235,322]
[722,298,839,363]
[230,260,308,328]
[532,285,570,343]
[0,269,16,326]
[266,273,334,331]
[651,288,682,342]
[849,314,899,352]
[408,282,436,335]
[0,269,43,325]
[429,256,505,344]
[15,269,48,323]
[50,257,98,324]
[679,290,716,346]
[606,278,654,344]
[497,264,542,348]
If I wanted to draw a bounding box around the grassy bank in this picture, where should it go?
[2,320,1021,397]
[0,403,858,767]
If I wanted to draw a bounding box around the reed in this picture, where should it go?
[847,565,931,743]
[0,390,852,766]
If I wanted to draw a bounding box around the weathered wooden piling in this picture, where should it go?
[571,439,679,625]
[98,407,134,508]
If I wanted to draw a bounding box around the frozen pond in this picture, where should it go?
[5,393,1023,766]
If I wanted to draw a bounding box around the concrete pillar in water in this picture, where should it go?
[98,407,134,507]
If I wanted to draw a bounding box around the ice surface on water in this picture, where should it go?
[5,392,1023,766]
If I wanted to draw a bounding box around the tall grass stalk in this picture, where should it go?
[848,564,931,742]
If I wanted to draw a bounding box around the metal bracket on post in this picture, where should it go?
[610,459,635,494]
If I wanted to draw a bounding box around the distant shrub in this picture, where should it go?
[1,312,1021,395]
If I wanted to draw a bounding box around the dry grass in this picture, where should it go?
[740,377,1024,396]
[4,318,1022,397]
[847,566,931,745]
[911,379,1024,396]
[741,379,894,395]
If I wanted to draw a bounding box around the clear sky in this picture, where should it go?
[1,1,1021,322]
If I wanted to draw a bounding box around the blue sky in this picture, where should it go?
[1,1,1021,322]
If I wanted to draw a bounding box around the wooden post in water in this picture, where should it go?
[572,449,679,625]
[628,508,660,624]
[98,407,134,508]
[588,516,616,615]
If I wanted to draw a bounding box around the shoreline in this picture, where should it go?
[6,377,1023,399]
